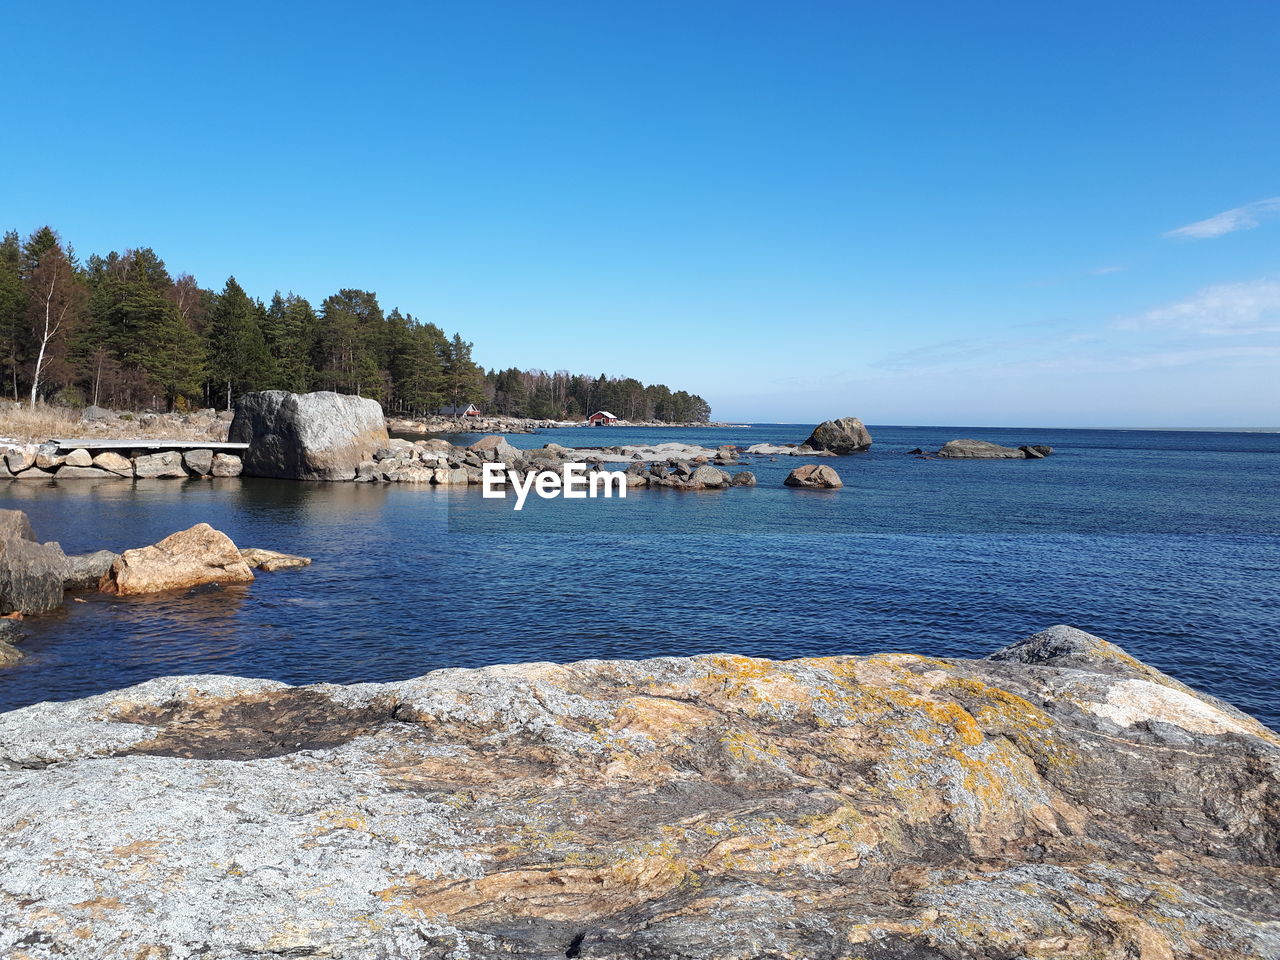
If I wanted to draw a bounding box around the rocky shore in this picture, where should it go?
[0,625,1275,958]
[389,414,740,435]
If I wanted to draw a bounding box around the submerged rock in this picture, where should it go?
[239,548,311,572]
[803,416,873,453]
[230,390,389,481]
[100,523,255,595]
[784,463,844,488]
[936,438,1053,459]
[0,627,1275,958]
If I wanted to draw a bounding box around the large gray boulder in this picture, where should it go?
[803,416,872,453]
[0,629,1275,958]
[0,536,67,615]
[230,391,389,481]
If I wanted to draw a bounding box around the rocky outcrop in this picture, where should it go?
[229,390,389,481]
[936,439,1054,459]
[0,627,1275,958]
[803,416,873,453]
[784,463,844,488]
[99,523,255,596]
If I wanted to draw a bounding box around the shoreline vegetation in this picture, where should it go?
[0,226,712,423]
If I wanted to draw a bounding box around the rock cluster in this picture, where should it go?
[0,512,309,633]
[0,443,241,481]
[0,626,1274,958]
[355,437,757,491]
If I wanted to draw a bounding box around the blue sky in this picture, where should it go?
[3,1,1278,426]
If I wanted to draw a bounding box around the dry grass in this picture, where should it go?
[0,406,229,444]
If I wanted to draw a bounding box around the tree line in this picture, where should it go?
[0,226,712,422]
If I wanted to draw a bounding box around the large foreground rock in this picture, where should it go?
[803,416,873,453]
[3,627,1273,959]
[99,523,255,595]
[230,390,389,481]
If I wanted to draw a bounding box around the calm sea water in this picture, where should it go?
[2,424,1277,728]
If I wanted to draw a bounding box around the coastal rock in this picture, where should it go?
[936,438,1052,459]
[100,523,255,596]
[239,548,312,572]
[730,470,757,486]
[469,435,520,460]
[92,451,134,476]
[0,537,67,615]
[803,416,873,453]
[183,448,214,476]
[4,450,34,474]
[687,464,732,488]
[229,390,389,481]
[64,550,121,590]
[55,465,122,480]
[210,452,243,477]
[0,628,1276,958]
[34,450,64,470]
[0,509,35,542]
[784,463,844,488]
[134,451,188,478]
[63,448,93,467]
[10,465,53,480]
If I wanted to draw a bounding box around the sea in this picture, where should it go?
[2,424,1277,728]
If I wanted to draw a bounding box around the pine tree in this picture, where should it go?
[441,333,483,410]
[0,232,24,401]
[206,278,275,408]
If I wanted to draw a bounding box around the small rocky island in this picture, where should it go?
[0,626,1275,958]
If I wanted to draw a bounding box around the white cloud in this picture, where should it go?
[1092,265,1127,275]
[1164,197,1280,239]
[1118,278,1280,335]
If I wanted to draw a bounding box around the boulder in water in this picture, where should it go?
[99,523,255,595]
[229,391,389,481]
[803,417,873,453]
[784,464,844,488]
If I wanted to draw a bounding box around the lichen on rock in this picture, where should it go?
[0,626,1275,958]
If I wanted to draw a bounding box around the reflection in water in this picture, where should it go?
[1,424,1278,729]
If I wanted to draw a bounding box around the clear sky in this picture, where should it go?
[3,1,1278,426]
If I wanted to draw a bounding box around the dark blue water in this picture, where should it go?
[2,424,1277,728]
